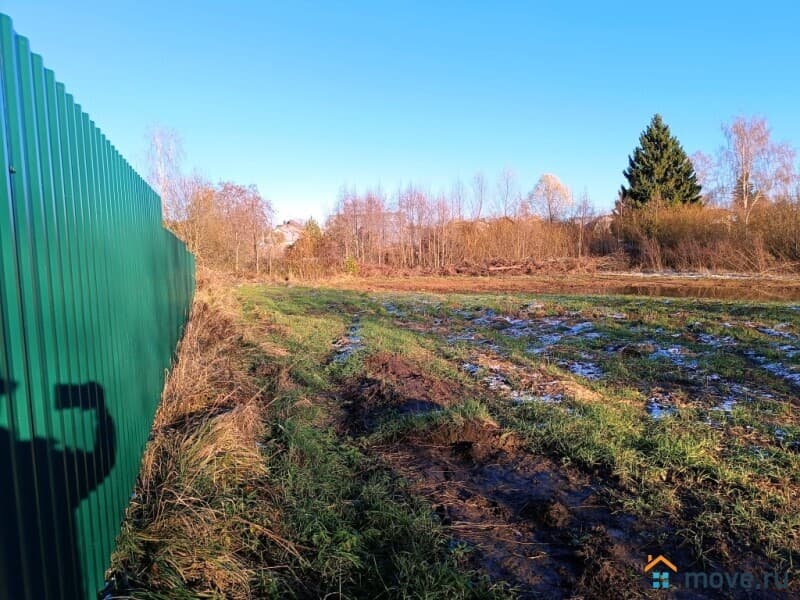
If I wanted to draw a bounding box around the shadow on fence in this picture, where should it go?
[1,380,116,599]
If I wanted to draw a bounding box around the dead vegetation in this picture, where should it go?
[110,293,290,598]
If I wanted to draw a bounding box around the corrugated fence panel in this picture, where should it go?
[0,14,195,599]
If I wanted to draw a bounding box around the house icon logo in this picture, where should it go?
[645,554,678,589]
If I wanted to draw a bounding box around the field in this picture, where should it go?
[113,279,800,599]
[315,272,800,301]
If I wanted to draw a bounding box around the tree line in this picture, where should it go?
[150,114,800,277]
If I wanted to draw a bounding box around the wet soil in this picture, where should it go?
[341,352,457,431]
[383,419,657,599]
[340,357,695,598]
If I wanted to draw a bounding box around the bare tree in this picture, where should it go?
[718,116,796,224]
[450,178,465,221]
[572,189,595,258]
[146,126,185,223]
[212,182,272,272]
[397,185,431,268]
[495,168,520,218]
[470,172,487,220]
[528,173,573,223]
[690,151,718,205]
[239,186,273,274]
[176,174,214,256]
[362,188,388,265]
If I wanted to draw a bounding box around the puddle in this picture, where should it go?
[646,398,676,420]
[471,310,540,338]
[382,302,404,317]
[497,320,539,338]
[464,358,573,406]
[703,380,778,422]
[447,330,501,352]
[449,331,480,343]
[746,351,800,387]
[449,311,601,360]
[773,429,800,452]
[583,332,604,340]
[714,397,736,413]
[471,309,498,327]
[541,317,566,327]
[567,322,594,335]
[456,309,601,356]
[762,362,800,387]
[776,344,800,359]
[723,383,772,403]
[598,283,800,301]
[756,324,795,340]
[332,319,364,362]
[527,333,563,354]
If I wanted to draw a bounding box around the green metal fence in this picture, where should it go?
[0,14,195,600]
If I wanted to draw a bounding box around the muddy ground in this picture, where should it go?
[344,354,658,598]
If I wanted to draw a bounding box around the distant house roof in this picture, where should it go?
[273,219,306,248]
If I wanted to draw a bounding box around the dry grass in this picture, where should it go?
[110,281,296,599]
[309,272,800,301]
[615,203,800,273]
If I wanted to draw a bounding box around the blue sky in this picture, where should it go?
[3,1,798,221]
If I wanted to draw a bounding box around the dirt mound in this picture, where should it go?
[419,418,521,463]
[343,353,464,432]
[365,352,459,407]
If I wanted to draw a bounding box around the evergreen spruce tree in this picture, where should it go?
[620,114,702,208]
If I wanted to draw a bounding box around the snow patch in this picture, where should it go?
[647,398,676,420]
[460,362,480,377]
[649,346,698,370]
[564,361,603,380]
[510,392,563,405]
